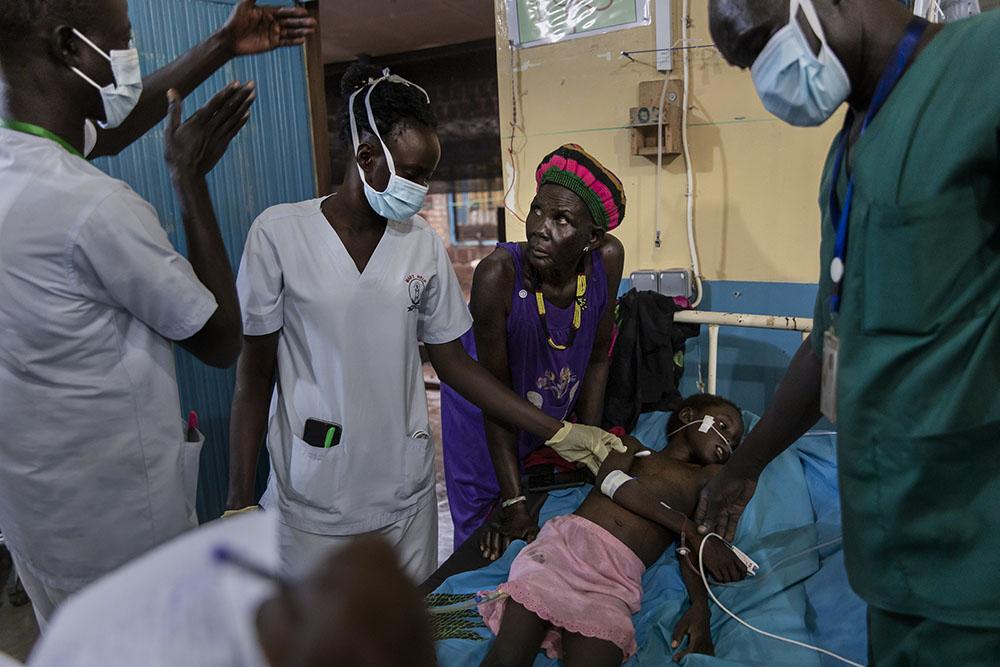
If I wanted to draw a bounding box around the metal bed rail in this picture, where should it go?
[674,311,813,395]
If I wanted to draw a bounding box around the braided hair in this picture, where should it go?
[336,63,437,147]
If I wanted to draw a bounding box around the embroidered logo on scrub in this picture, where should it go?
[406,274,427,311]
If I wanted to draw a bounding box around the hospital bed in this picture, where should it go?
[426,310,868,666]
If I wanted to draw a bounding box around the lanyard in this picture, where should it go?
[0,119,84,158]
[827,18,927,315]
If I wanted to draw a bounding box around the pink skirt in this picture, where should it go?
[479,514,646,661]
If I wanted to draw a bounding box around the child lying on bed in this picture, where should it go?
[479,394,747,666]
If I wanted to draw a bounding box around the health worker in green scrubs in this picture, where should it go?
[697,1,999,664]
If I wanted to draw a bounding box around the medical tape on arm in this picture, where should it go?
[601,469,635,500]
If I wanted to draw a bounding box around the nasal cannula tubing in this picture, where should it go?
[697,533,866,667]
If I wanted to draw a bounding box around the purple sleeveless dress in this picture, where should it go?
[440,242,608,548]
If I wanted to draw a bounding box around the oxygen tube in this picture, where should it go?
[695,534,865,667]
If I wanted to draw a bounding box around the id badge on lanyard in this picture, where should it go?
[821,329,839,423]
[820,18,928,424]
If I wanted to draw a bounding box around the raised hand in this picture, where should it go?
[219,0,317,56]
[164,82,256,179]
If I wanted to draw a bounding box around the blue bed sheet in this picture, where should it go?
[433,412,867,666]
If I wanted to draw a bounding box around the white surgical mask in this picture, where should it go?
[750,0,850,127]
[70,29,143,129]
[348,70,431,221]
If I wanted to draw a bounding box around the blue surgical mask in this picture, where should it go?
[348,71,431,221]
[750,0,850,127]
[69,29,143,130]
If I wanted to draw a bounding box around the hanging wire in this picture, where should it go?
[620,44,719,75]
[503,42,526,225]
[680,0,704,308]
[621,43,718,60]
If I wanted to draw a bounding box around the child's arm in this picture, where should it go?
[672,550,715,662]
[595,451,748,583]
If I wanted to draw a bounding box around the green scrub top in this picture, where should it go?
[811,12,1000,627]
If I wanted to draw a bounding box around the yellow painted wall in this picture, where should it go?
[493,0,843,284]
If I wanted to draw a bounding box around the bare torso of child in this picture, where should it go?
[574,453,723,567]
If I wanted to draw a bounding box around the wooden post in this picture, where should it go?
[497,206,507,243]
[302,0,332,196]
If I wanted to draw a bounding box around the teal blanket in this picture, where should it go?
[433,412,867,666]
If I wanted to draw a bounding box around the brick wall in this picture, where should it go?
[422,194,451,241]
[420,194,492,299]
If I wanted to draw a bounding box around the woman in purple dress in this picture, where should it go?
[441,145,626,554]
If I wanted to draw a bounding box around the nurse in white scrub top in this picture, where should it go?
[228,64,625,581]
[0,0,314,627]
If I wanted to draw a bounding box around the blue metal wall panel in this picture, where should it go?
[94,0,316,520]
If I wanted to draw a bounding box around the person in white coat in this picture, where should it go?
[0,0,314,627]
[28,514,435,667]
[227,64,625,582]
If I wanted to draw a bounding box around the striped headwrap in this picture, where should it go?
[535,144,626,231]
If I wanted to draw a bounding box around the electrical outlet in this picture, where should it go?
[657,269,691,298]
[630,271,658,293]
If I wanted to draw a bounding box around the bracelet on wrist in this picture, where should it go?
[501,495,527,509]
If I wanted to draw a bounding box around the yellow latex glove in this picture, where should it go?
[221,505,260,519]
[545,422,627,475]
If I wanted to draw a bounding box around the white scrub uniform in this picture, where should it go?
[83,119,97,157]
[0,128,216,624]
[29,512,276,667]
[237,197,472,582]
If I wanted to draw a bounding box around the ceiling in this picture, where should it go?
[319,0,497,63]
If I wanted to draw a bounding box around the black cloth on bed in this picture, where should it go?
[602,289,700,433]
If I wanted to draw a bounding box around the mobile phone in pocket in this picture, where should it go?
[303,418,343,449]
